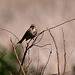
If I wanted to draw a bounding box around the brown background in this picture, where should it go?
[0,0,75,74]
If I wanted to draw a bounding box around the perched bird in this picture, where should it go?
[18,24,37,43]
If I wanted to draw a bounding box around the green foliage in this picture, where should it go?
[0,46,21,75]
[73,66,75,75]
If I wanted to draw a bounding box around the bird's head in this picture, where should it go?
[30,24,36,29]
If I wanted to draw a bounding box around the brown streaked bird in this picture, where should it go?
[18,24,37,43]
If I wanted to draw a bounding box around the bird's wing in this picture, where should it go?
[25,29,31,36]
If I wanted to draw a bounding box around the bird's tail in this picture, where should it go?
[17,38,24,44]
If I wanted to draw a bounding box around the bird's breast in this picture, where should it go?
[32,28,37,35]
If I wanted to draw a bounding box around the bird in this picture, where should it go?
[17,24,37,44]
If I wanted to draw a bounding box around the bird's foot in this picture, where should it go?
[26,42,29,47]
[27,42,29,46]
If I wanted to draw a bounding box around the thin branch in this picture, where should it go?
[49,18,75,30]
[28,70,34,75]
[41,47,52,75]
[0,27,24,51]
[48,29,60,75]
[37,49,39,75]
[35,32,44,44]
[27,50,30,75]
[10,39,25,75]
[18,45,28,75]
[37,18,75,34]
[34,43,51,47]
[62,29,66,75]
[25,59,32,71]
[64,70,72,75]
[0,28,19,40]
[26,32,44,50]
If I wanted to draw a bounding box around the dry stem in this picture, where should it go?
[41,45,52,75]
[48,29,60,75]
[10,39,25,75]
[62,29,66,75]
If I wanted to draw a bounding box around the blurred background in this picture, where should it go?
[0,0,75,75]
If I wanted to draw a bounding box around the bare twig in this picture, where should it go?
[18,44,29,75]
[28,70,34,75]
[41,47,52,75]
[37,18,75,34]
[48,29,60,75]
[27,50,30,75]
[37,49,39,75]
[64,70,72,75]
[34,43,51,47]
[25,60,32,71]
[0,27,24,51]
[0,28,19,40]
[62,29,66,75]
[49,18,75,30]
[35,32,44,44]
[10,38,25,75]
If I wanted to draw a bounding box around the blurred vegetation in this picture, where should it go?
[0,45,21,75]
[0,45,75,75]
[0,45,44,75]
[73,66,75,75]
